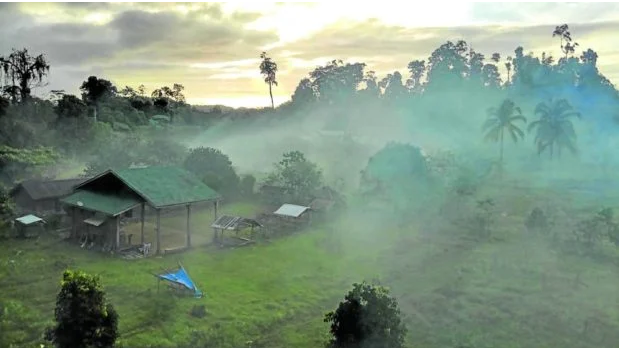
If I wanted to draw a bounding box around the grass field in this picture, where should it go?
[2,187,619,348]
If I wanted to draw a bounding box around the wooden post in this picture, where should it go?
[71,207,77,239]
[115,215,120,250]
[213,200,218,220]
[186,204,192,248]
[140,203,145,245]
[156,209,161,255]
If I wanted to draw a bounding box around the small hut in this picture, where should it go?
[10,178,88,216]
[14,214,45,238]
[272,204,311,230]
[211,215,262,247]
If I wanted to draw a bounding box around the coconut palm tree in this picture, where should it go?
[482,99,527,169]
[527,98,580,159]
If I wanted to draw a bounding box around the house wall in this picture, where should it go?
[71,207,117,247]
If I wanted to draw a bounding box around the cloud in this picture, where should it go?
[469,3,619,25]
[271,19,619,81]
[1,3,277,66]
[1,2,618,107]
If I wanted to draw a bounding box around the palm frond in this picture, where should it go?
[482,118,498,131]
[484,126,501,142]
[509,115,527,123]
[537,141,550,155]
[509,124,525,139]
[527,120,541,133]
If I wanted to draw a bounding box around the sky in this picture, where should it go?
[1,1,618,108]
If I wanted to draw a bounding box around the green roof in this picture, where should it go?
[80,166,221,208]
[61,190,142,216]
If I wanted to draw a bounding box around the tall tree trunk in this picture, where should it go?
[499,128,504,165]
[499,128,504,177]
[19,78,28,102]
[93,103,98,122]
[550,143,554,159]
[268,82,274,109]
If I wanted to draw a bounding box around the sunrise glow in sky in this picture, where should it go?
[1,2,618,107]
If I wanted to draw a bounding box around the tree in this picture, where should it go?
[379,72,407,101]
[151,84,186,104]
[528,98,581,159]
[360,71,380,99]
[552,24,579,60]
[151,84,186,120]
[80,76,117,122]
[360,143,434,216]
[0,95,8,116]
[0,48,50,103]
[324,282,407,348]
[0,184,15,229]
[406,60,426,93]
[259,51,278,109]
[0,145,57,184]
[490,52,501,63]
[291,78,316,106]
[183,147,240,197]
[504,56,513,85]
[45,270,119,348]
[55,94,88,119]
[308,60,366,104]
[425,40,469,91]
[267,151,322,202]
[482,99,527,168]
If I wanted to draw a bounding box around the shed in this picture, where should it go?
[61,166,221,255]
[211,215,262,246]
[14,214,45,238]
[10,178,88,215]
[273,204,310,218]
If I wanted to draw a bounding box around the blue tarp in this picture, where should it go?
[156,265,203,298]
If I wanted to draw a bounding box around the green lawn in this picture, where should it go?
[2,193,619,348]
[0,202,391,348]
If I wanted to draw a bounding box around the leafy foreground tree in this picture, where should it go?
[482,98,527,169]
[45,270,119,348]
[527,98,580,159]
[324,282,407,348]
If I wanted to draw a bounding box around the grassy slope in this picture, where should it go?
[0,202,389,348]
[2,186,619,347]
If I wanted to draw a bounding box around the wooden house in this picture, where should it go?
[10,178,88,216]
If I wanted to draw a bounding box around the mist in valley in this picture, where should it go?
[1,4,619,347]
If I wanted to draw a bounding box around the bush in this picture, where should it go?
[324,281,407,348]
[359,142,437,217]
[467,198,496,240]
[572,208,619,250]
[184,147,240,198]
[45,270,119,348]
[239,174,256,198]
[525,207,549,234]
